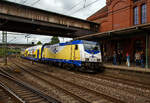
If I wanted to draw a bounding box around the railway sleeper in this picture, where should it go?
[16,90,32,94]
[15,89,29,92]
[20,94,37,98]
[0,95,9,99]
[18,92,34,96]
[24,96,41,100]
[0,90,7,97]
[27,98,45,103]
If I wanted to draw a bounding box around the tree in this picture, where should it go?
[49,36,60,44]
[37,41,42,45]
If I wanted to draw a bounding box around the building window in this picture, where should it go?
[141,4,147,24]
[133,0,140,3]
[134,6,139,25]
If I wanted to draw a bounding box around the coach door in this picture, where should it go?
[74,45,79,60]
[71,45,79,60]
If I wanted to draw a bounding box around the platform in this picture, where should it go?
[102,63,150,73]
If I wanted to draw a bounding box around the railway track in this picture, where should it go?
[38,67,150,98]
[21,58,150,90]
[10,59,124,103]
[8,60,95,103]
[0,68,60,103]
[94,73,150,88]
[19,61,150,102]
[15,58,150,103]
[17,59,150,93]
[18,58,150,86]
[0,82,23,103]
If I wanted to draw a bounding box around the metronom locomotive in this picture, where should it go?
[21,40,103,72]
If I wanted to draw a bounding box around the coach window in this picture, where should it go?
[141,4,147,24]
[75,45,78,50]
[133,6,139,25]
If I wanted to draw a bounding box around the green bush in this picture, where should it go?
[0,48,21,56]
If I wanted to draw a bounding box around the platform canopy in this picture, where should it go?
[75,23,150,41]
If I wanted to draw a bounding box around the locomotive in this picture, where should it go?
[21,40,102,72]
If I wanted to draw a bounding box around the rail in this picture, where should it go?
[0,81,25,103]
[0,68,60,103]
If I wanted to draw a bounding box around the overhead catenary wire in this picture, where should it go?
[8,37,17,43]
[19,0,24,4]
[22,0,28,4]
[30,0,41,6]
[69,0,101,15]
[68,0,83,11]
[71,0,101,15]
[19,0,28,4]
[63,0,83,14]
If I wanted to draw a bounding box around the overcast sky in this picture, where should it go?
[0,0,106,44]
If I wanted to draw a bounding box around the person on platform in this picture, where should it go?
[140,51,145,68]
[113,51,117,65]
[135,51,141,66]
[103,52,107,63]
[126,52,130,67]
[117,50,122,65]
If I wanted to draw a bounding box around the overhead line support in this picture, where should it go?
[2,31,7,65]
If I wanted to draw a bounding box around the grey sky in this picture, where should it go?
[0,0,106,44]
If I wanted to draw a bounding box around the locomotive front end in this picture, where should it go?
[82,40,102,72]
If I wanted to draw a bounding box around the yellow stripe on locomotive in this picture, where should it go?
[42,44,80,61]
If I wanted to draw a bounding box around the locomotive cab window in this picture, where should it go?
[83,40,100,51]
[75,45,78,50]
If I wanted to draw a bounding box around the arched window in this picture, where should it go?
[133,6,139,25]
[141,4,147,24]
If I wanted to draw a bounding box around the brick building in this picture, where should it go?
[87,0,150,67]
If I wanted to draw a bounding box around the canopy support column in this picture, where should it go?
[145,33,149,68]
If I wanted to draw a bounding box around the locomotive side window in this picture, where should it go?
[75,45,78,50]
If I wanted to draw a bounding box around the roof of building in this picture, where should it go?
[87,6,108,21]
